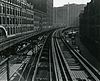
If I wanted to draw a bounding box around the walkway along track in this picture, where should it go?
[52,29,100,81]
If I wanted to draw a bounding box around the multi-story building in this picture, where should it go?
[34,9,47,30]
[0,0,52,37]
[32,0,53,27]
[53,4,86,27]
[79,0,100,60]
[53,6,66,26]
[47,0,53,26]
[0,0,34,36]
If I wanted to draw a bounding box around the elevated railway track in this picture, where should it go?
[0,29,54,81]
[0,28,100,81]
[52,29,100,81]
[0,28,54,52]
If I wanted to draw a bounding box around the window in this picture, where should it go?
[0,4,2,13]
[11,27,13,34]
[18,10,20,16]
[7,17,9,24]
[16,9,17,16]
[20,11,21,16]
[13,18,15,24]
[20,19,21,24]
[3,6,6,14]
[10,7,12,15]
[15,18,17,24]
[3,17,5,24]
[7,7,9,14]
[13,8,15,15]
[18,18,20,24]
[10,18,12,24]
[0,16,1,24]
[16,18,18,24]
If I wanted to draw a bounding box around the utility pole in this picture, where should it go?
[7,58,10,81]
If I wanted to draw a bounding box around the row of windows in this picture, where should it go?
[0,4,20,16]
[0,16,34,24]
[0,4,34,18]
[6,26,34,35]
[0,16,20,24]
[2,0,33,10]
[22,18,34,24]
[0,1,47,35]
[22,11,34,18]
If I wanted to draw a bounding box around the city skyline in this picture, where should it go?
[53,0,91,7]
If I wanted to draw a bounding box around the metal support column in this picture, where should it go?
[6,58,10,81]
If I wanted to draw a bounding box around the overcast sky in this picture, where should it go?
[54,0,91,7]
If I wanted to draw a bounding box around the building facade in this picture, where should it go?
[47,0,53,26]
[0,0,34,36]
[79,0,100,60]
[34,9,47,30]
[53,4,86,27]
[0,0,52,37]
[32,0,53,26]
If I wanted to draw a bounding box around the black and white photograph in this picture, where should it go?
[0,0,100,81]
